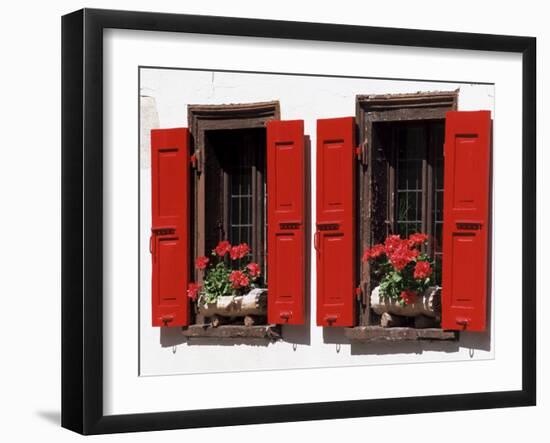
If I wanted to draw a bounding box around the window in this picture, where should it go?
[188,102,280,297]
[357,91,458,327]
[374,120,445,284]
[181,102,307,328]
[204,128,267,277]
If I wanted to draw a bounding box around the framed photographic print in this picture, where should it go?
[61,8,536,435]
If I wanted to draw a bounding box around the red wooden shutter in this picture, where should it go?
[267,120,305,324]
[441,111,491,331]
[150,128,191,327]
[316,117,356,327]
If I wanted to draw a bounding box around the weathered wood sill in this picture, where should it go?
[181,324,282,341]
[344,326,457,342]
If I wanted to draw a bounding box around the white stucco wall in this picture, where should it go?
[139,68,495,376]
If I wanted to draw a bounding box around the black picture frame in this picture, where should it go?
[61,8,536,435]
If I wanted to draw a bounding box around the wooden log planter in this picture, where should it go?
[370,285,441,319]
[197,288,268,327]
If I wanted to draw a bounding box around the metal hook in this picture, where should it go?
[336,344,341,353]
[292,343,298,352]
[469,348,474,358]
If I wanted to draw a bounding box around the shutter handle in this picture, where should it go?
[279,311,291,322]
[160,315,174,326]
[149,235,156,263]
[324,314,338,325]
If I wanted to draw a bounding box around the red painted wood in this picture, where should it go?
[441,111,491,331]
[316,117,356,327]
[150,128,190,327]
[267,120,306,324]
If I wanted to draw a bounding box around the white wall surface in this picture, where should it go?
[0,1,546,442]
[139,69,495,376]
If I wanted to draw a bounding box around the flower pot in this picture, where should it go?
[197,288,268,318]
[370,285,441,318]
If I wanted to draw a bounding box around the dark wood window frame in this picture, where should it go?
[187,101,280,329]
[355,90,458,330]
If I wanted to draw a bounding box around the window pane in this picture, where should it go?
[396,126,425,238]
[229,166,253,268]
[431,122,444,285]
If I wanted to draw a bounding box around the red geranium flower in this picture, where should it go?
[213,240,231,257]
[400,289,417,305]
[388,242,418,271]
[408,232,429,247]
[370,244,385,259]
[230,243,250,260]
[361,243,385,262]
[195,255,210,270]
[187,282,201,301]
[384,234,403,255]
[246,262,261,278]
[229,270,250,289]
[414,261,432,279]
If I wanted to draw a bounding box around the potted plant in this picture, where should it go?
[362,233,440,320]
[187,240,266,326]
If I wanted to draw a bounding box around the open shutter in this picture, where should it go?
[441,111,491,331]
[150,128,191,327]
[267,120,305,324]
[316,117,356,327]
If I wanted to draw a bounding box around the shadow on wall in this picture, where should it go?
[322,327,352,345]
[320,324,490,355]
[160,327,187,347]
[350,339,460,356]
[35,410,61,426]
[321,326,490,355]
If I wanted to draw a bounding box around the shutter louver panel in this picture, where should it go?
[441,111,491,332]
[150,128,191,327]
[267,120,306,325]
[316,117,356,327]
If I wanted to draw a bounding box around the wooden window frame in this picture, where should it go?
[187,101,280,324]
[356,90,458,327]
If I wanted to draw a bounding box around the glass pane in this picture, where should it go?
[431,122,445,285]
[396,125,425,238]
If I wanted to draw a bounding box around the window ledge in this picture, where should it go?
[181,324,281,341]
[344,326,457,342]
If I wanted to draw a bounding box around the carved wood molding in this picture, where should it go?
[357,90,459,115]
[187,100,280,172]
[188,100,280,123]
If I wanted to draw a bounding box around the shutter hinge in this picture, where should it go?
[190,152,198,169]
[355,142,368,165]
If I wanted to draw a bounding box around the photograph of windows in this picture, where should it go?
[140,67,493,376]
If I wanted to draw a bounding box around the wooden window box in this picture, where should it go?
[344,326,457,342]
[181,324,282,341]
